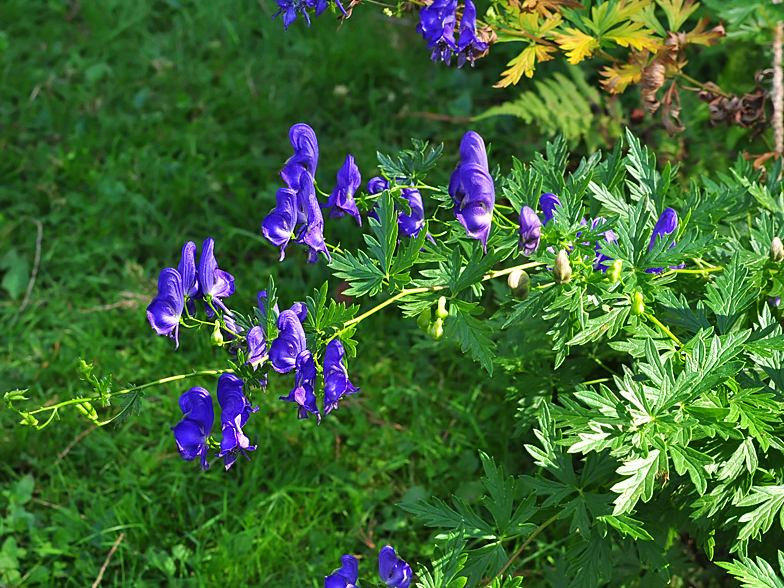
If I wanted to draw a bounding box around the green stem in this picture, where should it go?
[645,313,683,349]
[653,265,723,280]
[674,73,733,99]
[483,513,559,587]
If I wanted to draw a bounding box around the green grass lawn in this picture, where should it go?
[0,1,528,585]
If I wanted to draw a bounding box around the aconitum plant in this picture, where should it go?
[8,124,784,587]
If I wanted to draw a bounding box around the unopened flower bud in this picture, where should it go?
[75,401,99,422]
[430,317,444,340]
[606,259,622,283]
[771,237,784,263]
[507,269,530,300]
[436,296,449,319]
[631,291,645,316]
[553,250,572,284]
[19,412,38,427]
[211,321,225,347]
[417,307,432,332]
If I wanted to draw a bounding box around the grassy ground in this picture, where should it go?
[0,0,765,586]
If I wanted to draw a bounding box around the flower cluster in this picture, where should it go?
[171,374,258,471]
[449,131,495,252]
[416,0,488,67]
[147,238,235,348]
[272,0,347,31]
[325,546,411,588]
[263,124,362,263]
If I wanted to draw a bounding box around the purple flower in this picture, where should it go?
[258,290,280,320]
[417,0,458,65]
[315,0,348,17]
[324,154,362,226]
[221,309,243,342]
[398,188,426,238]
[769,297,781,309]
[367,176,390,195]
[262,187,299,261]
[457,0,488,68]
[246,326,267,367]
[280,350,321,422]
[147,268,185,348]
[518,206,541,256]
[280,124,319,186]
[171,387,214,471]
[448,131,495,252]
[272,0,314,29]
[540,193,562,225]
[591,217,617,272]
[295,172,331,263]
[215,373,258,470]
[323,340,359,415]
[646,208,683,274]
[178,241,199,302]
[325,555,359,588]
[379,546,412,588]
[269,308,307,374]
[197,238,235,317]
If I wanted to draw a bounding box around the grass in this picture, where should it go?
[0,0,766,586]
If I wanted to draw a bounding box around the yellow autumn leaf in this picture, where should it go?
[516,11,563,36]
[600,63,643,93]
[554,28,599,64]
[686,16,725,46]
[604,21,661,51]
[655,0,700,32]
[494,45,557,88]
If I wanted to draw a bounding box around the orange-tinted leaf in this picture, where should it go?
[686,17,725,46]
[521,0,584,18]
[554,28,600,64]
[494,45,557,88]
[600,62,643,93]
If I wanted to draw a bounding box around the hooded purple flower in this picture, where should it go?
[280,350,321,423]
[221,309,243,342]
[281,124,319,185]
[518,206,542,256]
[367,176,390,195]
[591,217,618,272]
[398,188,426,238]
[147,268,185,348]
[646,208,683,274]
[262,187,299,261]
[197,238,235,317]
[325,555,359,588]
[417,0,458,65]
[178,241,199,304]
[323,340,360,415]
[324,154,362,226]
[272,0,315,30]
[171,387,214,471]
[457,0,488,68]
[379,546,412,588]
[295,172,331,263]
[315,0,348,17]
[448,131,495,252]
[540,193,562,225]
[246,326,267,368]
[269,308,307,374]
[215,373,258,470]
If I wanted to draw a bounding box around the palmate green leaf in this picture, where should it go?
[669,444,712,495]
[718,437,758,482]
[329,249,384,296]
[531,134,568,196]
[390,220,429,278]
[704,255,760,334]
[503,286,557,328]
[624,128,676,212]
[445,299,496,375]
[399,497,495,537]
[718,553,784,588]
[479,452,516,535]
[502,156,542,213]
[726,388,781,451]
[304,282,358,342]
[566,535,612,588]
[444,243,511,296]
[588,180,631,217]
[597,514,653,540]
[655,290,711,335]
[735,486,784,542]
[567,306,630,346]
[610,450,662,515]
[416,533,469,588]
[376,138,443,184]
[460,542,507,588]
[366,190,398,275]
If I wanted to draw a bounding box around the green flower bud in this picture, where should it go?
[553,250,572,284]
[75,401,99,422]
[211,321,224,347]
[631,291,645,316]
[417,307,432,332]
[606,259,622,283]
[436,296,449,319]
[771,237,784,263]
[507,269,530,300]
[430,317,444,340]
[19,412,38,427]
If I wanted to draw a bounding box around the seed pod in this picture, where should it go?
[430,317,444,340]
[606,259,623,283]
[507,269,530,300]
[211,321,225,347]
[553,250,572,284]
[417,307,432,332]
[436,296,449,319]
[771,237,784,263]
[631,291,645,316]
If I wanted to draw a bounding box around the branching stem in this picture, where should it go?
[484,513,559,587]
